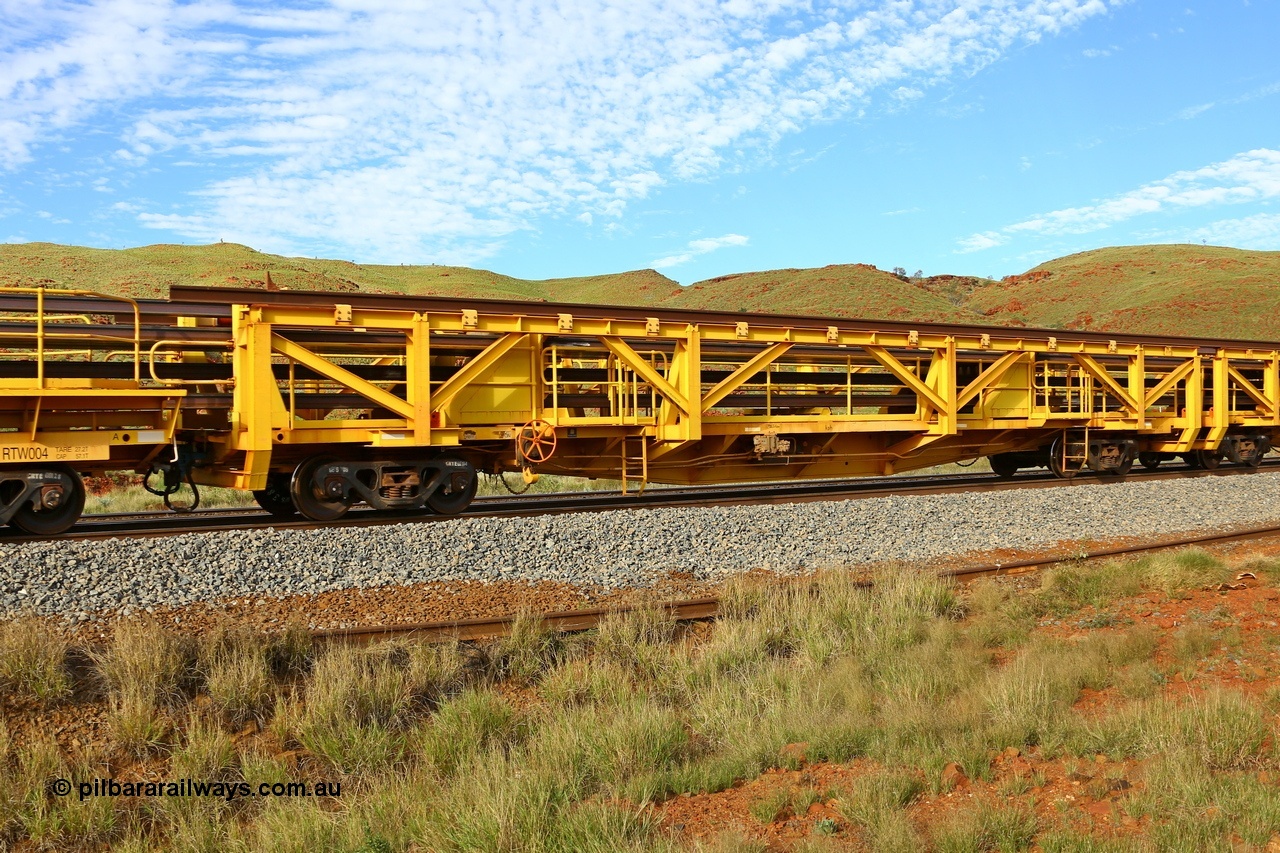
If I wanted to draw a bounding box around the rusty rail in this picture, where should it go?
[312,522,1280,645]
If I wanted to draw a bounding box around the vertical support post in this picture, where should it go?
[1207,349,1229,446]
[940,338,956,434]
[921,339,957,434]
[1128,347,1146,418]
[406,313,432,444]
[659,325,701,442]
[1175,354,1203,451]
[1269,353,1280,426]
[231,306,284,490]
[36,285,44,388]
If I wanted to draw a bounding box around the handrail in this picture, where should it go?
[148,339,234,386]
[0,285,141,386]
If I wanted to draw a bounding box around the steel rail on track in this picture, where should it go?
[316,521,1280,645]
[5,460,1276,543]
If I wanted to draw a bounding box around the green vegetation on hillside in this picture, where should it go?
[3,241,1277,339]
[0,243,982,325]
[0,242,683,305]
[967,244,1280,339]
[658,265,982,323]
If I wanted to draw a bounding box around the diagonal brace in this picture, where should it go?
[601,336,690,415]
[701,342,793,412]
[430,332,528,412]
[864,345,949,414]
[272,334,414,419]
[1146,360,1195,406]
[1072,354,1140,413]
[956,351,1025,410]
[1227,364,1275,413]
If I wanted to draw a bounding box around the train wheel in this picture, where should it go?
[426,462,478,515]
[9,465,86,536]
[1138,452,1162,471]
[253,473,298,518]
[290,457,352,522]
[1047,436,1078,480]
[1195,449,1223,470]
[988,454,1020,479]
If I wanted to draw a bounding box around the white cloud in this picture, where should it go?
[1141,213,1280,251]
[957,148,1280,251]
[3,0,1117,262]
[652,233,749,269]
[957,231,1009,253]
[1176,102,1214,120]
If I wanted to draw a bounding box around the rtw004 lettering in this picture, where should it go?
[1,446,50,461]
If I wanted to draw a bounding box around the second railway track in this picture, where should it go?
[8,458,1277,543]
[320,520,1280,645]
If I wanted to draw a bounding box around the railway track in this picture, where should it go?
[4,459,1276,544]
[319,518,1280,646]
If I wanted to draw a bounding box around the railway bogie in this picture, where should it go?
[0,464,86,535]
[4,282,1280,533]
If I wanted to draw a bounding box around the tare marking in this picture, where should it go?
[0,444,109,462]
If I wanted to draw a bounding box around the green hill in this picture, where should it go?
[0,242,979,324]
[659,265,982,323]
[2,240,1277,340]
[966,244,1280,339]
[0,242,684,304]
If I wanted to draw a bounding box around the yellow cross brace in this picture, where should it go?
[1227,364,1275,413]
[1072,354,1140,413]
[429,332,528,412]
[956,351,1025,410]
[701,342,793,412]
[863,345,949,414]
[1146,360,1195,405]
[271,334,415,420]
[601,336,690,416]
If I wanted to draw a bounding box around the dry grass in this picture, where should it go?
[1,550,1279,850]
[0,618,72,705]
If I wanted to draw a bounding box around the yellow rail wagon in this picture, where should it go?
[1,284,1276,533]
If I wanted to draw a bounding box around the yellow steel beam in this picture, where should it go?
[271,333,415,420]
[1227,364,1275,414]
[1128,348,1146,416]
[1208,351,1229,445]
[429,332,528,413]
[701,342,793,412]
[1146,360,1195,405]
[956,351,1025,411]
[1071,354,1140,413]
[600,336,690,416]
[1174,355,1203,451]
[406,314,431,442]
[863,345,949,414]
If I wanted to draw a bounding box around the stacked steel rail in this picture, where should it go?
[2,283,1278,534]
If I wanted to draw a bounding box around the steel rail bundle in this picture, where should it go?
[3,283,1280,534]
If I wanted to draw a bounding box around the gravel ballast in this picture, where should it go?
[5,472,1280,620]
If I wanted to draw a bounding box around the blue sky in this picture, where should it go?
[2,0,1277,285]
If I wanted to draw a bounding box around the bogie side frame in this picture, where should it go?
[1,284,1278,530]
